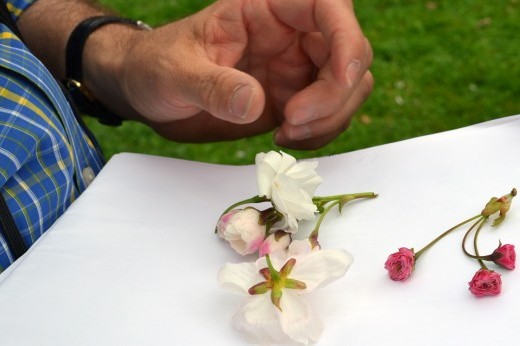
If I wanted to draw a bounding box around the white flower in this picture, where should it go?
[217,208,266,255]
[218,240,353,345]
[256,151,322,230]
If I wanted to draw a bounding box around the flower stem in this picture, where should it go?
[473,217,489,270]
[312,192,377,209]
[462,217,493,263]
[414,214,483,261]
[221,195,269,214]
[309,192,377,244]
[309,200,340,242]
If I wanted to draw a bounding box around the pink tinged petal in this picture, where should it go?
[259,232,291,257]
[216,209,240,238]
[290,249,354,291]
[246,236,265,254]
[228,240,249,255]
[279,290,323,344]
[287,239,314,257]
[222,208,266,255]
[218,262,262,295]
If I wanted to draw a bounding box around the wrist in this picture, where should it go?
[66,16,152,124]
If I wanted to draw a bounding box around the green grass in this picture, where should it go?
[88,0,520,165]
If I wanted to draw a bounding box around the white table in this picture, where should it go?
[1,115,520,345]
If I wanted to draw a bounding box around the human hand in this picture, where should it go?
[114,0,373,149]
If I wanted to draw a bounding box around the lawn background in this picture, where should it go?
[88,0,519,165]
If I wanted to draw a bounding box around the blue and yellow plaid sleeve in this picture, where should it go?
[5,0,35,21]
[0,3,105,272]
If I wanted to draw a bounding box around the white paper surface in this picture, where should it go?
[1,115,520,345]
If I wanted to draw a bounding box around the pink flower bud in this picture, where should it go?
[258,231,291,257]
[468,269,502,297]
[491,244,516,270]
[216,208,266,255]
[384,247,415,281]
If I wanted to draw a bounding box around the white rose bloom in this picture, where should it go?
[218,240,353,345]
[256,151,322,230]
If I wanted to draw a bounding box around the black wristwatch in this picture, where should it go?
[63,16,151,126]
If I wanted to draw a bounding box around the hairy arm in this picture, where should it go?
[16,0,147,120]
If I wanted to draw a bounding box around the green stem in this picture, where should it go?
[461,217,492,261]
[309,192,377,242]
[265,254,280,281]
[473,216,489,270]
[312,192,377,209]
[309,200,340,240]
[414,214,483,261]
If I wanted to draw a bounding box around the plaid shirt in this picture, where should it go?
[0,0,104,272]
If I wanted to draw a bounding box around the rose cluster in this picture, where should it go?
[216,151,376,345]
[385,188,517,297]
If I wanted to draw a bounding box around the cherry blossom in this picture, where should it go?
[218,240,352,345]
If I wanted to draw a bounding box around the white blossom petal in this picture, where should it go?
[219,234,352,345]
[255,151,321,230]
[291,249,353,291]
[279,290,323,345]
[285,161,322,196]
[232,294,286,344]
[218,262,261,295]
[286,239,314,257]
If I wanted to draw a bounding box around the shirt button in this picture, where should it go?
[82,167,96,187]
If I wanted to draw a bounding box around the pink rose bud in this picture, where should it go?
[216,208,266,255]
[384,247,415,281]
[468,269,502,297]
[258,231,291,257]
[491,244,516,270]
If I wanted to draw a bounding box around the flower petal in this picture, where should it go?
[232,294,287,344]
[218,262,262,295]
[279,290,323,345]
[285,161,322,196]
[291,249,354,291]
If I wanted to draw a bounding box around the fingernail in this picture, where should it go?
[288,124,312,140]
[346,59,361,88]
[230,84,253,119]
[291,108,316,126]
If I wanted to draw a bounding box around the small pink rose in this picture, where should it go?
[491,244,516,270]
[468,269,502,297]
[384,247,415,281]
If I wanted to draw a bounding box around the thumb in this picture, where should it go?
[186,64,265,124]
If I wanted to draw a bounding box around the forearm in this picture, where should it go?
[17,0,105,79]
[16,0,147,119]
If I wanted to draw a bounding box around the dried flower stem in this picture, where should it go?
[462,217,495,268]
[414,214,484,261]
[310,192,378,241]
